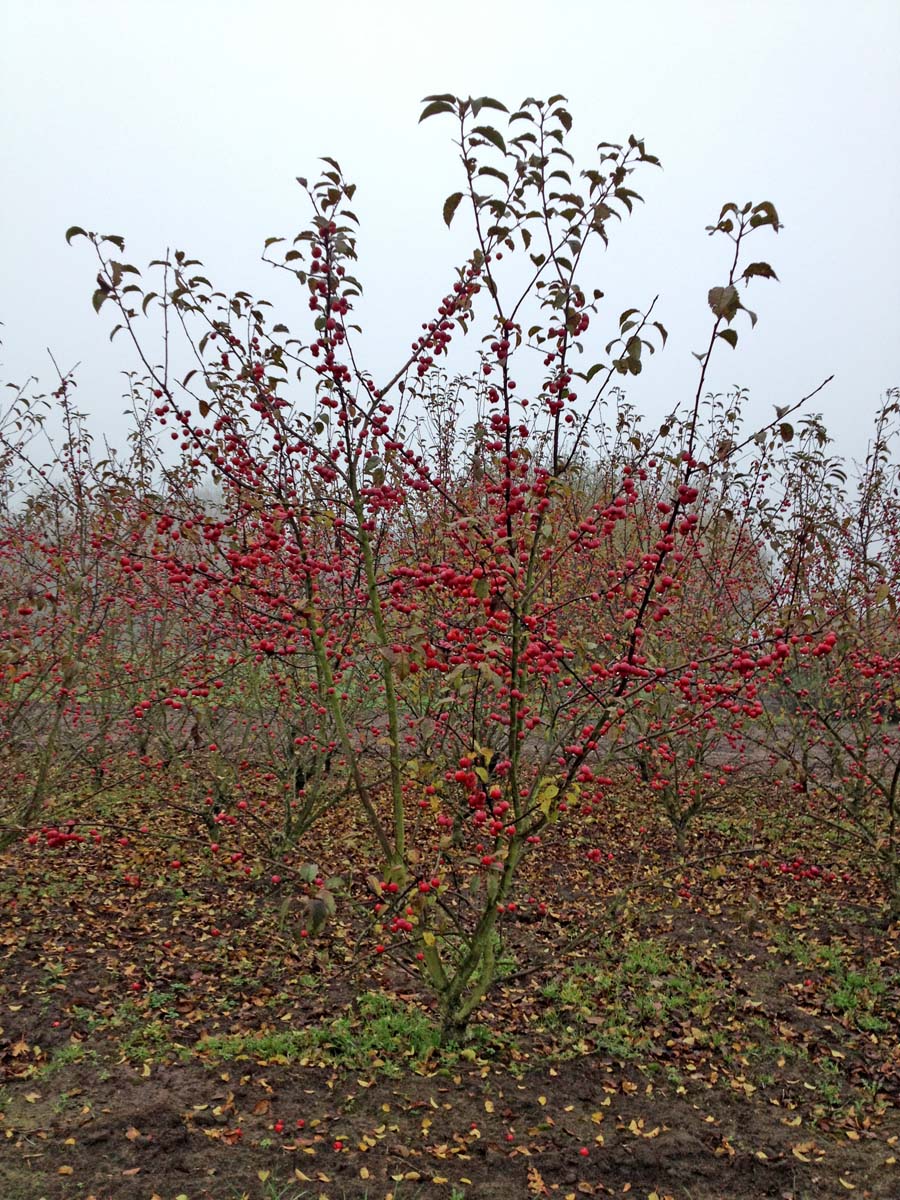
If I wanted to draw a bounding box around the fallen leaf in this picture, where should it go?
[527,1164,550,1195]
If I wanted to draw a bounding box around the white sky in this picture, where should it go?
[2,0,898,465]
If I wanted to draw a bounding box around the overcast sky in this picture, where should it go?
[2,0,898,467]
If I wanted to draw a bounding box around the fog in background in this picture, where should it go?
[2,0,898,467]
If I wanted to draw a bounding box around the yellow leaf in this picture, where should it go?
[258,1170,270,1182]
[294,1170,312,1182]
[484,1099,494,1113]
[839,1179,855,1190]
[539,784,560,817]
[527,1163,549,1195]
[537,1095,546,1106]
[24,1091,41,1104]
[360,1167,370,1180]
[58,1166,73,1175]
[423,931,435,947]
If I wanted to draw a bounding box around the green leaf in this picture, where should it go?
[477,165,510,186]
[749,200,780,231]
[707,285,741,322]
[473,125,506,154]
[742,261,779,282]
[65,225,87,245]
[443,192,464,227]
[717,328,738,349]
[419,100,455,123]
[779,422,794,442]
[472,96,509,115]
[91,288,107,314]
[297,862,319,885]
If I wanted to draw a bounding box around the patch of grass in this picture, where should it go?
[41,1041,92,1075]
[770,927,814,967]
[810,944,891,1031]
[119,1018,175,1062]
[98,1000,179,1063]
[69,1003,107,1031]
[537,935,732,1060]
[51,1090,83,1116]
[197,991,443,1075]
